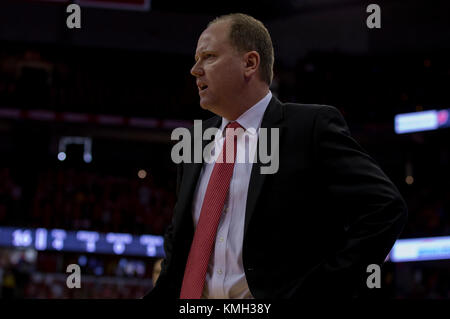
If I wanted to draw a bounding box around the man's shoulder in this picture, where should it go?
[282,101,339,117]
[271,99,342,127]
[273,99,348,134]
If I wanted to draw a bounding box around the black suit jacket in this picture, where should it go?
[144,96,408,299]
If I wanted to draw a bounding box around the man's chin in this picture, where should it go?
[199,99,221,115]
[199,100,211,110]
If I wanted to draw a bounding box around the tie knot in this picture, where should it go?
[226,121,241,130]
[223,121,242,138]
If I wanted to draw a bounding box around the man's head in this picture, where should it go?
[191,13,274,120]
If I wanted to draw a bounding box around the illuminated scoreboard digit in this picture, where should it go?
[77,231,99,252]
[106,233,132,254]
[12,229,33,247]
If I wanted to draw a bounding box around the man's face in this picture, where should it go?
[191,21,245,116]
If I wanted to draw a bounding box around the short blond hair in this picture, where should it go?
[208,13,274,85]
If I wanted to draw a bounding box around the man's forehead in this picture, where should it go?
[195,21,230,53]
[196,33,214,52]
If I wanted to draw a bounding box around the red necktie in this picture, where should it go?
[179,121,242,299]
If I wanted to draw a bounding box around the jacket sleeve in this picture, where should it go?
[142,162,183,299]
[298,105,408,298]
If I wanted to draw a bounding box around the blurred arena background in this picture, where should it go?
[0,0,449,299]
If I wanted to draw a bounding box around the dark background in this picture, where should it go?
[0,0,449,298]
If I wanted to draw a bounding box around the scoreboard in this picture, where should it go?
[0,226,164,258]
[3,226,449,262]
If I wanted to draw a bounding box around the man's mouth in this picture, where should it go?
[199,84,208,91]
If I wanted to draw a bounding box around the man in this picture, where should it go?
[144,13,407,299]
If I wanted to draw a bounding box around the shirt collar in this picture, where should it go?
[220,91,272,136]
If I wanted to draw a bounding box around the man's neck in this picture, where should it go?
[224,87,270,121]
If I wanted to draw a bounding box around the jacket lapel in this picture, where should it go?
[244,96,284,237]
[175,116,222,231]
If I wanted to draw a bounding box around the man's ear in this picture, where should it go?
[243,51,260,79]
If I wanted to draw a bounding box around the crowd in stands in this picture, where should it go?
[0,48,197,119]
[1,265,152,299]
[393,262,450,299]
[2,245,449,298]
[0,248,155,299]
[402,185,450,238]
[0,166,175,236]
[22,275,150,299]
[2,161,449,239]
[1,46,449,124]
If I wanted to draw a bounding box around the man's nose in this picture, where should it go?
[190,62,204,77]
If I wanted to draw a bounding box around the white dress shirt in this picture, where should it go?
[191,91,272,299]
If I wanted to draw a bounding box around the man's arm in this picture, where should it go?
[298,105,408,298]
